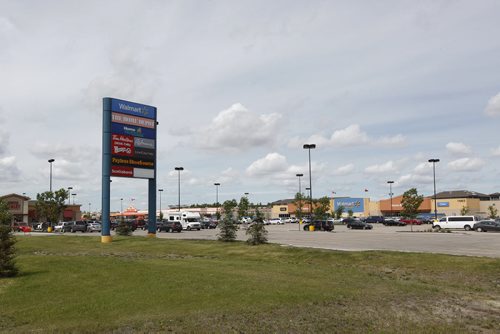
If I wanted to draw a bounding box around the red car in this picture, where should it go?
[11,222,32,232]
[400,218,423,225]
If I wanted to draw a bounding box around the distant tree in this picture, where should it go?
[293,192,305,220]
[348,209,354,217]
[215,210,221,221]
[0,199,18,277]
[115,221,133,236]
[334,205,345,219]
[313,196,331,220]
[246,208,268,245]
[159,211,164,221]
[238,196,250,220]
[460,206,470,215]
[488,205,498,219]
[218,200,238,242]
[35,189,68,225]
[401,188,424,232]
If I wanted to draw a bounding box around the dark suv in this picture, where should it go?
[364,216,385,224]
[158,221,182,233]
[63,221,88,233]
[303,220,334,232]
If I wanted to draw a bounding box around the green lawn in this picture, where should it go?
[1,236,499,333]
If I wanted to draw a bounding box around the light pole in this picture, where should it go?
[67,187,73,205]
[48,159,55,192]
[88,203,91,217]
[175,167,184,211]
[71,193,77,205]
[303,144,316,217]
[296,173,303,195]
[158,189,163,220]
[305,187,311,216]
[214,183,220,216]
[387,181,394,217]
[428,159,440,221]
[120,198,123,214]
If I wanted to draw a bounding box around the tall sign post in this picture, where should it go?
[102,97,157,243]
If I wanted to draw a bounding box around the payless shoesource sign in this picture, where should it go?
[109,99,157,179]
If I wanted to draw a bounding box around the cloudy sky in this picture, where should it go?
[1,1,500,211]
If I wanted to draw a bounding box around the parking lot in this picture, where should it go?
[24,223,500,258]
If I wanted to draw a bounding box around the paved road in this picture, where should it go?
[24,224,500,258]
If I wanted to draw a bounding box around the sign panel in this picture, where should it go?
[437,202,450,207]
[109,98,156,179]
[334,198,364,213]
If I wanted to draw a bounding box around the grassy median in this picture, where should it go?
[1,236,499,333]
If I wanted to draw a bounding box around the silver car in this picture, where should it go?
[87,222,102,233]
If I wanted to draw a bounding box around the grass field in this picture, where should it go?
[1,235,499,333]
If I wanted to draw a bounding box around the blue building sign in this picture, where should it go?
[334,198,364,213]
[437,202,450,207]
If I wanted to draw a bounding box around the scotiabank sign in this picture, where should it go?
[108,99,156,179]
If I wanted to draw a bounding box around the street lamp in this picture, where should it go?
[67,187,73,205]
[120,198,123,213]
[387,181,394,217]
[88,203,91,217]
[158,189,163,220]
[174,167,184,211]
[48,159,55,192]
[428,159,440,221]
[71,193,77,205]
[214,183,220,215]
[296,173,303,195]
[303,144,316,217]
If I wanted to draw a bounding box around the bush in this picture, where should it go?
[115,221,133,236]
[218,200,238,242]
[0,199,18,277]
[246,223,268,245]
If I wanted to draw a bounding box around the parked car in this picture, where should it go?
[158,221,183,233]
[54,221,71,232]
[64,221,88,233]
[11,222,32,233]
[364,216,385,224]
[400,218,423,225]
[473,220,500,232]
[200,219,218,229]
[383,219,406,226]
[87,222,102,233]
[342,218,362,228]
[303,220,334,232]
[269,218,284,225]
[347,220,373,230]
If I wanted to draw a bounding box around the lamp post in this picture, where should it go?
[71,193,77,205]
[387,181,394,217]
[120,198,123,214]
[428,159,440,221]
[296,173,303,195]
[158,189,163,220]
[305,187,311,215]
[303,144,316,217]
[67,187,73,205]
[174,167,184,211]
[214,183,220,216]
[88,203,91,217]
[48,159,55,192]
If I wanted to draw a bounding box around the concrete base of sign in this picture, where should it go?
[101,236,113,243]
[147,233,156,238]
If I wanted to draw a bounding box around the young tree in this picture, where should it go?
[401,188,424,219]
[0,199,18,277]
[293,192,305,221]
[115,221,133,236]
[488,205,498,219]
[460,206,470,215]
[238,196,250,221]
[246,207,268,245]
[334,205,345,219]
[313,196,331,220]
[348,209,354,217]
[35,189,68,225]
[218,199,238,242]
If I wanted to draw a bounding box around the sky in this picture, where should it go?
[1,0,500,212]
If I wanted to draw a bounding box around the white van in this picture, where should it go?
[166,211,201,231]
[432,216,478,231]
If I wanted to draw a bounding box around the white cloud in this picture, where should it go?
[364,161,397,174]
[413,162,432,175]
[397,174,433,186]
[491,146,500,157]
[0,156,21,181]
[246,153,288,176]
[447,157,485,172]
[196,103,282,152]
[330,124,369,146]
[0,131,8,156]
[446,142,471,156]
[332,163,355,176]
[485,92,500,117]
[375,134,407,147]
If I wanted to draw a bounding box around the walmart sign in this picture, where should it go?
[334,198,364,213]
